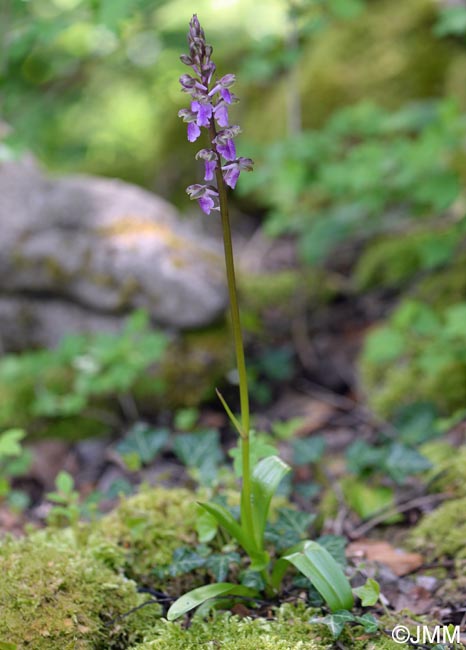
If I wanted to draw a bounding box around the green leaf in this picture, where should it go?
[229,431,277,477]
[353,578,380,606]
[116,424,168,469]
[310,610,355,638]
[0,642,18,650]
[342,477,394,520]
[195,507,218,543]
[198,502,258,559]
[0,429,26,459]
[292,436,325,466]
[316,535,347,568]
[205,552,241,582]
[174,408,199,431]
[250,455,291,548]
[265,507,315,552]
[55,470,74,495]
[168,547,207,577]
[173,430,224,484]
[385,443,432,483]
[166,583,258,621]
[284,540,354,612]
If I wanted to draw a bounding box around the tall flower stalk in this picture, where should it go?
[178,14,255,537]
[167,15,354,622]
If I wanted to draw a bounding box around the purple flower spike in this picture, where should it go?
[217,139,236,161]
[199,195,215,214]
[214,104,229,127]
[223,166,240,189]
[204,159,216,181]
[220,88,232,104]
[179,15,253,214]
[187,122,201,142]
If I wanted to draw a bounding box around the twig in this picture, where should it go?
[349,492,451,539]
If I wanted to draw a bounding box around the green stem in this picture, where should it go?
[209,123,255,541]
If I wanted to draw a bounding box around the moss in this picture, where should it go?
[244,0,465,141]
[127,603,399,650]
[422,443,466,498]
[408,496,466,561]
[353,228,459,292]
[141,325,231,409]
[415,253,466,309]
[237,269,337,330]
[0,532,155,650]
[92,486,198,581]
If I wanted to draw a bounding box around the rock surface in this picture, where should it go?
[0,157,226,349]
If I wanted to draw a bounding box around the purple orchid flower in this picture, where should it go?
[179,15,253,213]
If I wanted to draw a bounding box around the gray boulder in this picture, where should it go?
[0,157,226,349]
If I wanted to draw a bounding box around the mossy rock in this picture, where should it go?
[237,268,338,332]
[92,486,198,582]
[353,227,461,292]
[358,299,466,417]
[414,252,466,309]
[422,442,466,498]
[244,0,465,142]
[408,496,466,561]
[0,532,156,650]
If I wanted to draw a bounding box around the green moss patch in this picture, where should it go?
[0,533,153,650]
[409,496,466,561]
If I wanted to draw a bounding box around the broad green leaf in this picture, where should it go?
[229,431,277,477]
[251,455,291,548]
[353,578,380,606]
[284,540,354,611]
[166,582,257,621]
[195,507,218,543]
[0,642,17,650]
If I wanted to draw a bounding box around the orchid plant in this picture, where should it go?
[167,15,354,621]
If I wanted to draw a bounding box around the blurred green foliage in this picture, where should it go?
[242,100,466,264]
[2,0,466,431]
[361,299,466,417]
[0,311,167,439]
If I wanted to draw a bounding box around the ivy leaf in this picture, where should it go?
[385,443,432,483]
[173,429,224,484]
[205,552,241,582]
[168,547,207,577]
[354,613,379,634]
[265,507,315,551]
[116,423,168,470]
[292,436,325,466]
[310,610,355,638]
[353,578,381,606]
[316,535,347,568]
